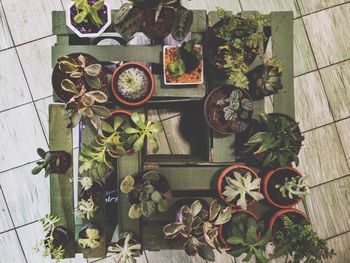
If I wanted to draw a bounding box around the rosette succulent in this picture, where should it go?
[108,232,141,263]
[75,196,98,220]
[78,226,101,249]
[250,65,282,98]
[117,67,149,101]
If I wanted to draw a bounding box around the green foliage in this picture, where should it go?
[253,64,283,97]
[276,176,310,199]
[222,170,264,210]
[73,0,105,26]
[108,232,141,262]
[75,196,98,220]
[245,113,305,167]
[272,215,335,263]
[171,6,193,41]
[78,227,101,249]
[32,148,54,177]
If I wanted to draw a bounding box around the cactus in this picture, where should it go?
[117,67,150,101]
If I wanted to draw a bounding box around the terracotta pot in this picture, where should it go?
[49,151,71,173]
[111,62,155,107]
[46,226,69,249]
[263,166,305,209]
[217,164,260,208]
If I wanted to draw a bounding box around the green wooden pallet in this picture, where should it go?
[49,9,293,258]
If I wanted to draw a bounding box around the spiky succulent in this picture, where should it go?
[73,0,106,26]
[117,67,150,101]
[31,148,54,176]
[78,227,101,249]
[276,176,310,199]
[75,196,98,220]
[245,113,305,167]
[252,65,282,97]
[216,88,253,133]
[222,170,264,210]
[108,232,141,263]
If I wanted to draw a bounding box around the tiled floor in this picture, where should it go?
[0,0,349,262]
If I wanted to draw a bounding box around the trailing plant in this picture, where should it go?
[275,176,310,199]
[75,196,98,220]
[216,88,253,133]
[225,213,271,263]
[108,232,141,263]
[32,148,54,176]
[222,170,264,210]
[244,113,305,167]
[73,0,106,26]
[120,171,171,219]
[78,227,101,249]
[272,215,335,263]
[163,199,232,261]
[58,54,103,91]
[65,86,111,130]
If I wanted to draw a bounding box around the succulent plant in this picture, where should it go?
[108,232,141,263]
[222,170,264,210]
[58,54,103,91]
[75,196,99,220]
[251,65,282,97]
[225,213,271,263]
[216,88,253,133]
[32,148,54,177]
[78,227,101,249]
[120,171,171,219]
[79,176,94,190]
[117,67,150,101]
[171,6,193,41]
[245,113,305,167]
[65,86,111,130]
[276,176,310,199]
[73,0,105,26]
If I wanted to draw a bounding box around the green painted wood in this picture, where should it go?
[145,154,207,164]
[271,12,294,118]
[56,35,70,46]
[52,10,207,35]
[49,104,75,258]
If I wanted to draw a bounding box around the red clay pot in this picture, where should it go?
[263,166,306,209]
[111,62,155,107]
[217,163,260,208]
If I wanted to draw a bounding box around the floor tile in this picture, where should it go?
[0,189,13,233]
[157,108,182,121]
[324,231,350,263]
[0,48,32,112]
[305,176,350,239]
[183,0,241,12]
[0,3,13,50]
[293,18,317,76]
[297,0,349,15]
[17,36,56,100]
[0,103,47,172]
[145,250,206,263]
[0,230,26,263]
[303,4,350,68]
[320,60,350,121]
[0,162,49,227]
[1,0,62,45]
[336,118,350,167]
[297,124,349,186]
[294,71,333,132]
[240,0,300,17]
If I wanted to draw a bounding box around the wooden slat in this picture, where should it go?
[49,104,75,258]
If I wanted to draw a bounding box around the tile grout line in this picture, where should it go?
[237,0,243,12]
[157,110,173,154]
[310,173,350,190]
[300,115,350,135]
[325,229,350,241]
[0,35,54,53]
[299,1,350,18]
[0,95,54,114]
[0,186,29,263]
[0,159,41,175]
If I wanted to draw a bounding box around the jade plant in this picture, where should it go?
[276,176,310,199]
[32,148,54,177]
[120,171,171,219]
[75,196,98,220]
[78,226,101,249]
[223,170,264,210]
[163,200,232,261]
[272,215,335,263]
[73,0,106,27]
[108,232,141,263]
[244,113,305,167]
[225,213,271,263]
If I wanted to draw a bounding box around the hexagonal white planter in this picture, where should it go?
[66,1,112,38]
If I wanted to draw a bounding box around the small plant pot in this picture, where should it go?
[141,8,176,39]
[111,62,155,107]
[78,223,102,249]
[217,164,260,208]
[263,167,306,209]
[80,179,104,201]
[66,0,112,38]
[163,45,204,85]
[51,53,108,103]
[45,226,70,249]
[49,151,71,173]
[218,209,259,249]
[204,86,253,134]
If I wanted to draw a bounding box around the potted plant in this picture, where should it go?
[34,214,69,262]
[163,39,203,85]
[113,0,193,40]
[263,167,310,208]
[79,176,104,201]
[269,209,335,263]
[66,0,112,38]
[52,54,108,103]
[32,148,71,177]
[163,199,232,262]
[120,171,172,219]
[204,86,253,134]
[217,164,264,210]
[75,196,99,220]
[244,113,304,168]
[78,223,102,249]
[111,62,155,106]
[108,232,141,262]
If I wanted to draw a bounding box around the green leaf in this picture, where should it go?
[246,217,258,244]
[141,200,156,217]
[113,116,125,131]
[146,132,159,153]
[86,76,101,90]
[124,127,140,134]
[91,105,111,119]
[213,206,232,225]
[163,223,184,237]
[144,185,155,194]
[92,0,104,10]
[74,9,88,24]
[133,134,145,152]
[226,247,249,257]
[191,200,202,217]
[209,199,221,222]
[198,243,215,262]
[86,91,107,103]
[61,79,78,93]
[128,204,142,219]
[151,191,162,203]
[226,236,244,245]
[143,171,160,181]
[37,148,46,159]
[253,247,269,263]
[243,249,253,262]
[157,199,168,212]
[31,165,44,175]
[256,229,271,248]
[148,121,164,133]
[101,121,114,133]
[86,4,103,26]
